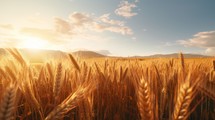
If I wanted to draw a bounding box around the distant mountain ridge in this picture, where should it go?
[0,48,212,62]
[133,53,211,58]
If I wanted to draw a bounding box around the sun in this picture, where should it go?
[20,36,48,49]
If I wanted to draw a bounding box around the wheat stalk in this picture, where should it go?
[213,60,215,71]
[45,83,94,120]
[21,69,41,111]
[5,48,26,66]
[198,81,215,101]
[0,68,7,81]
[169,58,174,68]
[5,66,16,82]
[46,63,54,80]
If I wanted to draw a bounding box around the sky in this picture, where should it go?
[0,0,215,56]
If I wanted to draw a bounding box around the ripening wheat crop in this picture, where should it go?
[0,48,214,120]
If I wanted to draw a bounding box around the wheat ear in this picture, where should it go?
[179,52,185,69]
[0,84,18,120]
[137,77,153,120]
[53,63,62,100]
[173,82,194,120]
[68,54,80,72]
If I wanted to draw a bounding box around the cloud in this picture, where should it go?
[115,1,137,18]
[106,26,133,35]
[93,23,108,32]
[99,14,124,26]
[0,11,134,49]
[178,31,215,47]
[0,16,132,48]
[97,50,111,55]
[91,24,133,35]
[0,24,13,30]
[54,17,72,34]
[69,12,93,26]
[164,42,177,47]
[68,12,133,35]
[205,48,215,55]
[178,30,215,55]
[0,24,18,48]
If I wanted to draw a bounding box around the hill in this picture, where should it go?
[72,51,105,58]
[0,48,68,62]
[20,49,68,62]
[0,49,106,62]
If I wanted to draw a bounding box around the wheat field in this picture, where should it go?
[0,48,214,120]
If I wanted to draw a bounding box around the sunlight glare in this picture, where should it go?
[21,36,48,49]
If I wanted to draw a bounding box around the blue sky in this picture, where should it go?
[0,0,215,56]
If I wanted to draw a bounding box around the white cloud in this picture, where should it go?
[54,17,71,34]
[115,1,137,18]
[178,31,215,55]
[69,12,93,26]
[68,12,133,35]
[0,24,18,48]
[99,14,125,26]
[0,11,134,49]
[205,48,215,55]
[106,26,133,35]
[164,42,177,47]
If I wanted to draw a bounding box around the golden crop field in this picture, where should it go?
[0,49,215,120]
